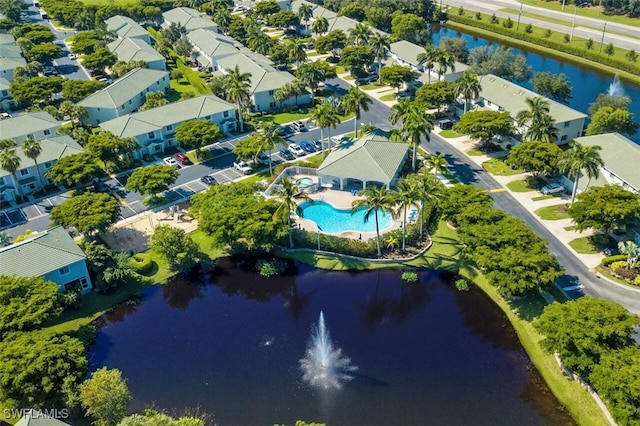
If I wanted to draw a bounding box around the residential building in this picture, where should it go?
[78,68,170,126]
[106,15,152,43]
[474,74,587,144]
[0,226,92,293]
[0,135,84,202]
[317,130,409,190]
[99,94,237,158]
[107,37,166,71]
[187,28,245,70]
[0,34,26,95]
[15,409,71,426]
[162,7,218,33]
[0,111,60,144]
[388,40,468,83]
[0,76,15,111]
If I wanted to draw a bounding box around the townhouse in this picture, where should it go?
[162,7,218,33]
[0,111,60,144]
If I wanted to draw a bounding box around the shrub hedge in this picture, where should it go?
[130,253,153,274]
[601,254,628,266]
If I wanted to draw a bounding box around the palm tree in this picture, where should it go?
[528,114,559,143]
[417,45,438,84]
[435,49,456,80]
[255,122,284,175]
[296,63,325,97]
[309,104,340,158]
[298,3,313,32]
[0,148,23,201]
[214,8,231,34]
[412,173,443,240]
[557,141,604,204]
[455,71,482,114]
[273,176,312,248]
[349,22,373,46]
[21,138,43,188]
[395,178,419,252]
[351,184,395,257]
[312,16,329,36]
[618,241,639,270]
[286,39,307,67]
[249,34,274,55]
[274,79,307,110]
[370,33,391,75]
[390,101,433,170]
[424,153,448,177]
[226,65,252,132]
[0,139,16,149]
[342,86,372,137]
[516,96,552,141]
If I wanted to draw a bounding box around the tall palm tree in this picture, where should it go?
[390,101,433,170]
[298,3,313,33]
[370,33,391,75]
[516,96,552,141]
[618,241,639,270]
[417,45,438,84]
[411,173,443,240]
[309,104,340,158]
[557,141,604,204]
[214,7,231,34]
[274,79,307,110]
[351,184,395,257]
[349,22,373,46]
[395,179,419,252]
[226,65,252,132]
[273,176,311,248]
[255,122,284,175]
[21,138,43,187]
[286,39,307,67]
[424,153,448,177]
[528,114,559,143]
[342,86,372,137]
[0,148,23,201]
[435,49,456,80]
[296,63,325,97]
[455,71,482,114]
[311,16,329,36]
[248,33,274,55]
[0,139,16,149]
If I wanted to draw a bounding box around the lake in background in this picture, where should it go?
[89,257,574,425]
[431,25,640,144]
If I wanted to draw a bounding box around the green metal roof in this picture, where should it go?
[162,7,218,32]
[0,44,23,58]
[478,74,587,123]
[0,56,26,72]
[0,135,84,179]
[105,15,149,39]
[78,68,168,109]
[216,53,296,93]
[318,131,408,184]
[187,29,244,60]
[15,410,70,426]
[0,226,87,278]
[107,38,164,65]
[0,111,59,142]
[575,133,640,192]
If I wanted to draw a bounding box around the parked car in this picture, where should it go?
[200,175,217,185]
[292,120,306,132]
[541,182,564,195]
[438,119,454,130]
[288,143,305,156]
[173,152,190,165]
[257,152,271,166]
[233,160,252,174]
[279,147,294,160]
[91,178,109,193]
[299,140,316,153]
[396,91,414,100]
[163,157,179,167]
[68,53,77,60]
[310,139,322,150]
[0,112,11,119]
[603,246,620,256]
[355,74,378,85]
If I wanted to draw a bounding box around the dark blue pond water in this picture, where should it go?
[431,25,640,144]
[89,258,574,425]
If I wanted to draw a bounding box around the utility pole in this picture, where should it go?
[562,0,566,11]
[597,0,603,19]
[570,5,577,41]
[599,22,607,53]
[516,1,523,31]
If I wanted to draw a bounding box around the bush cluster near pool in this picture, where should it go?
[130,253,154,274]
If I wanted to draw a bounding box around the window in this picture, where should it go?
[97,108,101,111]
[59,266,70,275]
[560,135,568,142]
[129,100,132,104]
[269,90,274,95]
[269,102,276,108]
[20,169,28,176]
[1,90,7,96]
[44,129,50,135]
[223,111,229,118]
[166,124,172,131]
[121,105,125,110]
[148,132,155,139]
[80,277,89,289]
[564,121,570,128]
[45,161,54,168]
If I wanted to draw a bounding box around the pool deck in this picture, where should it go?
[291,174,405,241]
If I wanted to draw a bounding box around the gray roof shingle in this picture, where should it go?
[0,111,59,142]
[77,68,169,109]
[107,38,164,64]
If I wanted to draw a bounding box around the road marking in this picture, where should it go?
[488,188,506,193]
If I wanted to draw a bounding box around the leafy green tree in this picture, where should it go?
[82,47,117,72]
[19,28,55,44]
[440,36,469,63]
[315,30,347,58]
[339,45,374,75]
[585,106,639,136]
[86,132,129,171]
[13,61,42,79]
[161,21,187,44]
[50,192,121,236]
[9,76,64,107]
[535,297,639,378]
[507,141,562,176]
[45,153,100,188]
[273,176,312,248]
[125,165,179,200]
[175,119,222,157]
[118,410,206,426]
[174,36,193,57]
[295,62,329,96]
[0,0,24,21]
[532,71,572,103]
[111,60,148,78]
[150,224,200,270]
[568,185,640,234]
[338,2,366,21]
[311,16,329,36]
[468,45,531,82]
[0,330,87,409]
[379,64,419,93]
[25,43,63,63]
[557,141,604,204]
[309,103,340,157]
[351,184,396,257]
[62,79,107,102]
[348,22,373,46]
[0,275,61,336]
[59,100,89,128]
[453,110,514,150]
[254,0,280,17]
[455,71,482,114]
[365,6,393,32]
[268,10,299,28]
[440,184,494,227]
[69,31,104,54]
[588,93,632,116]
[415,80,456,113]
[274,79,307,109]
[0,148,23,200]
[79,368,131,426]
[0,231,10,247]
[342,86,372,137]
[391,13,428,45]
[139,91,169,111]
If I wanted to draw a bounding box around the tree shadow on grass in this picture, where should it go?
[507,293,548,322]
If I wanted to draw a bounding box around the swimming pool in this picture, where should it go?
[299,201,394,234]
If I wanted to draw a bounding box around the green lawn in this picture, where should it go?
[482,159,523,176]
[439,129,464,138]
[569,236,600,254]
[335,66,347,74]
[380,94,396,101]
[564,225,578,231]
[506,176,544,192]
[534,204,571,220]
[466,149,484,156]
[532,194,556,201]
[360,83,387,91]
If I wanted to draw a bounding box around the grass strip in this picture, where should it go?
[534,203,571,220]
[483,158,523,176]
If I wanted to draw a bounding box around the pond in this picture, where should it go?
[89,257,574,425]
[431,25,640,144]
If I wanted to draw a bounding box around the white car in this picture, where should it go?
[233,160,252,174]
[288,143,305,156]
[163,157,179,167]
[541,183,564,195]
[68,53,77,60]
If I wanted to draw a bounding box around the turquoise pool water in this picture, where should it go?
[299,201,393,234]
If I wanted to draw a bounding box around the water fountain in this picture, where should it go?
[300,311,357,390]
[607,74,626,97]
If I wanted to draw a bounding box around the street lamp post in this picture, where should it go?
[562,0,566,11]
[599,22,607,53]
[570,5,578,41]
[516,1,523,31]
